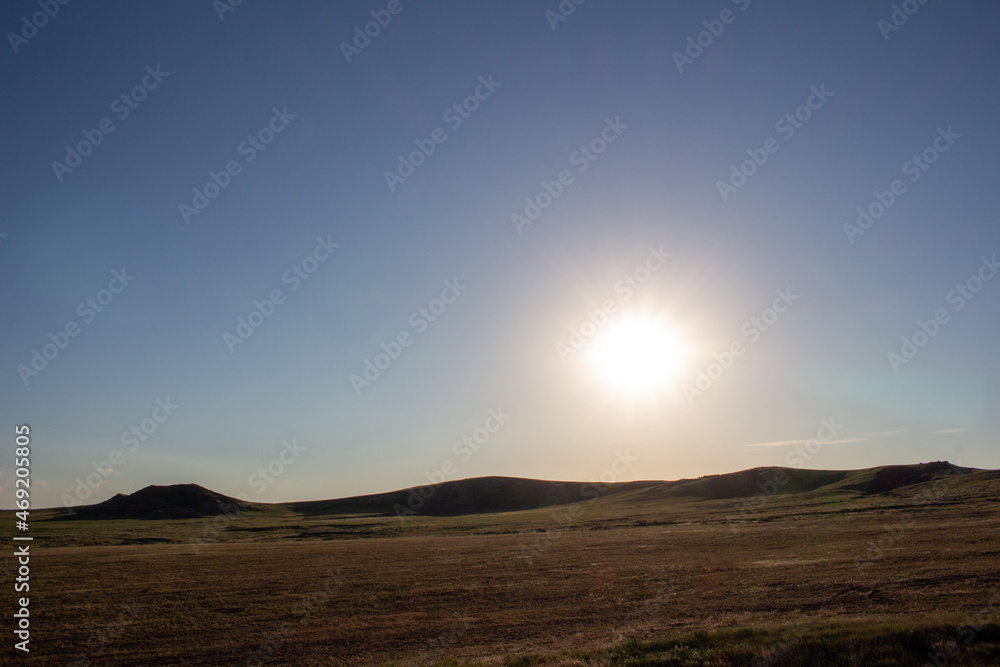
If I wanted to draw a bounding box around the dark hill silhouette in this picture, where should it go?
[840,460,975,494]
[622,461,974,503]
[287,476,606,517]
[64,483,250,520]
[59,461,984,520]
[647,466,853,499]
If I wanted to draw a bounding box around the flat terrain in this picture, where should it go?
[3,464,999,665]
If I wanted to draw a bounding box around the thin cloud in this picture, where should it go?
[743,439,808,448]
[934,427,967,434]
[743,438,864,449]
[860,429,908,438]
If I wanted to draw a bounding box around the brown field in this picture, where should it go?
[5,466,1000,665]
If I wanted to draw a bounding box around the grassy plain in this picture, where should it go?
[3,466,999,665]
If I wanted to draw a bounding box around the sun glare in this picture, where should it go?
[587,316,689,397]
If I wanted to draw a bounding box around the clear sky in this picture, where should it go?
[3,0,998,508]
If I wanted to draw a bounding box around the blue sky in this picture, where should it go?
[2,0,998,508]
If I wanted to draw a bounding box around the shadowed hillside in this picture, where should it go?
[839,460,977,494]
[643,467,853,499]
[63,483,251,520]
[56,461,983,520]
[287,476,609,517]
[631,460,974,500]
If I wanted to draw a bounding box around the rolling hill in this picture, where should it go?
[63,483,250,520]
[58,460,986,520]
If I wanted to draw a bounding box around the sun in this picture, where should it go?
[587,315,689,397]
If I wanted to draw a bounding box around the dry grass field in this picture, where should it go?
[4,464,999,665]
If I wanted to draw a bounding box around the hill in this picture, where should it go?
[28,460,1000,664]
[63,483,251,520]
[58,460,984,520]
[287,475,607,517]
